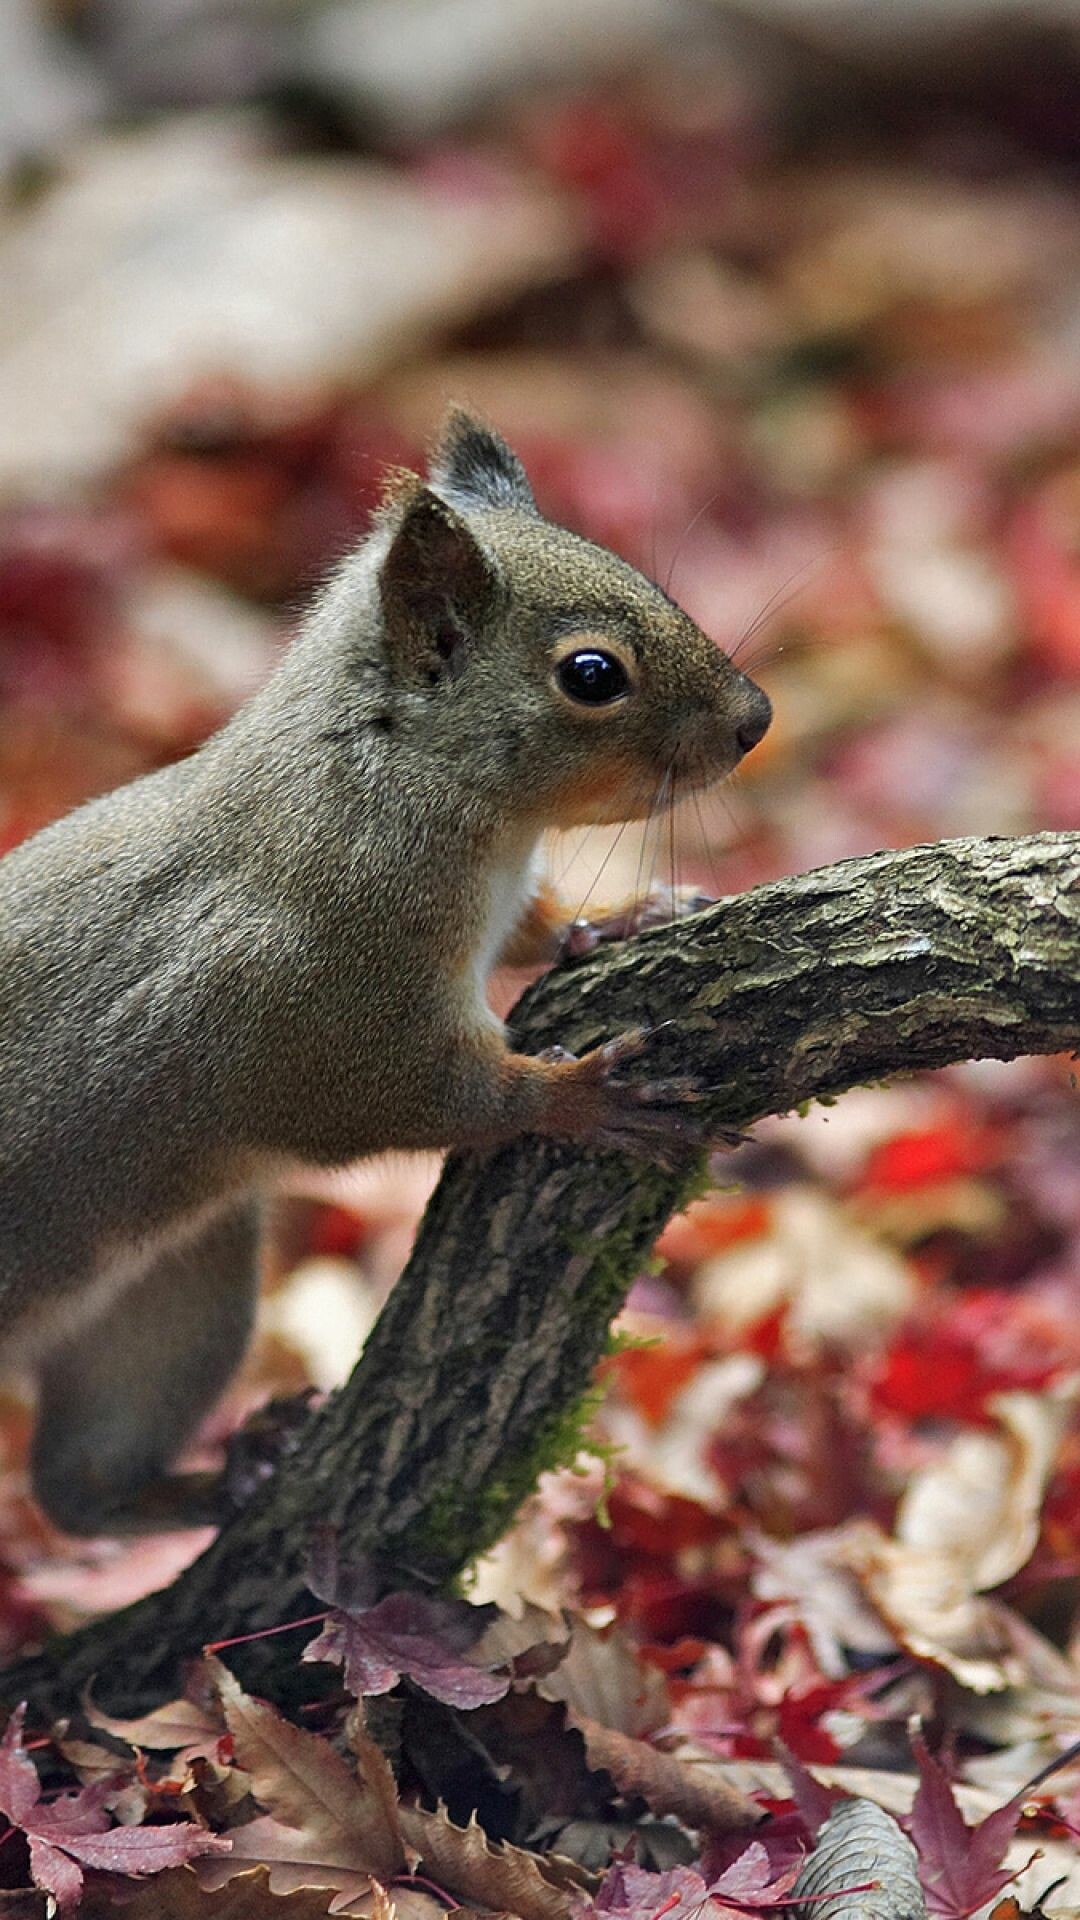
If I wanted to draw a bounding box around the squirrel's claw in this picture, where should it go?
[561,885,715,959]
[539,1025,740,1169]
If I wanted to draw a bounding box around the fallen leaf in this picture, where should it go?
[709,1837,803,1909]
[792,1795,926,1920]
[80,1863,356,1915]
[909,1734,1027,1920]
[573,1715,760,1833]
[455,1690,613,1840]
[841,1385,1077,1693]
[652,1754,1006,1826]
[751,1530,895,1680]
[182,1754,259,1831]
[304,1592,507,1710]
[580,1861,714,1920]
[196,1660,404,1903]
[80,1691,223,1754]
[581,1854,805,1920]
[693,1188,916,1351]
[776,1745,847,1838]
[469,1603,572,1681]
[895,1389,1074,1591]
[0,1704,228,1916]
[193,1816,377,1910]
[400,1803,577,1920]
[537,1623,670,1739]
[0,120,579,492]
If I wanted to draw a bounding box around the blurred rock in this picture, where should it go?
[781,171,1080,353]
[124,562,278,710]
[630,250,789,372]
[75,0,292,110]
[300,0,701,138]
[0,115,580,493]
[731,0,1078,52]
[0,0,106,172]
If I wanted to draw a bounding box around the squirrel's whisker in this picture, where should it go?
[689,785,724,901]
[640,764,673,927]
[728,549,834,666]
[742,625,846,677]
[569,806,637,931]
[551,818,600,895]
[662,486,728,598]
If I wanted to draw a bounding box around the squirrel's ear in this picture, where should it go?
[378,485,497,685]
[429,410,537,514]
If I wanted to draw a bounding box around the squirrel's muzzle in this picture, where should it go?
[733,681,772,758]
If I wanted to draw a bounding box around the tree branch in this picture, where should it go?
[5,833,1077,1716]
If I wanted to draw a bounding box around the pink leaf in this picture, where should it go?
[40,1819,231,1876]
[775,1744,844,1838]
[304,1590,508,1709]
[27,1835,84,1915]
[0,1699,228,1914]
[703,1812,808,1891]
[710,1837,803,1907]
[910,1732,1026,1920]
[588,1861,712,1920]
[33,1779,113,1838]
[0,1705,41,1828]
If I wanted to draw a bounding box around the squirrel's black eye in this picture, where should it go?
[556,649,629,706]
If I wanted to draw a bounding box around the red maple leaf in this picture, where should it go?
[858,1122,1000,1194]
[304,1541,508,1709]
[909,1733,1031,1920]
[709,1837,804,1911]
[0,1704,230,1915]
[584,1840,808,1920]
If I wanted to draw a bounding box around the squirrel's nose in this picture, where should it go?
[734,686,772,757]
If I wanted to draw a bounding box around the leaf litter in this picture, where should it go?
[0,7,1079,1919]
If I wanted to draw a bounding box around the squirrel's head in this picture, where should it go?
[371,412,772,827]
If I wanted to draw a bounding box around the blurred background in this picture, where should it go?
[1,1,1079,1644]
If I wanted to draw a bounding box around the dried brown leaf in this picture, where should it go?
[659,1754,1001,1825]
[573,1716,760,1834]
[400,1803,577,1920]
[537,1624,668,1739]
[197,1659,405,1904]
[847,1528,1031,1695]
[881,1387,1072,1690]
[81,1863,341,1917]
[194,1813,376,1907]
[754,1389,1077,1696]
[56,1737,131,1786]
[181,1753,260,1830]
[895,1389,1074,1591]
[469,1604,571,1680]
[81,1691,222,1754]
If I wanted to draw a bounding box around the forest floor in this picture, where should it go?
[0,19,1078,1917]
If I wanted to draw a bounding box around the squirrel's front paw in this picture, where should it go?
[561,885,714,959]
[540,1026,742,1169]
[223,1389,318,1506]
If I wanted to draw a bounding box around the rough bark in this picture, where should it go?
[5,832,1078,1716]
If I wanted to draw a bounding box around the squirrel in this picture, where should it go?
[0,413,771,1537]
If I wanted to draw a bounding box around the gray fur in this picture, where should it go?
[429,410,537,515]
[0,415,770,1532]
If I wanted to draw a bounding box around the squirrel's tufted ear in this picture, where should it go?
[429,410,537,514]
[378,484,498,686]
